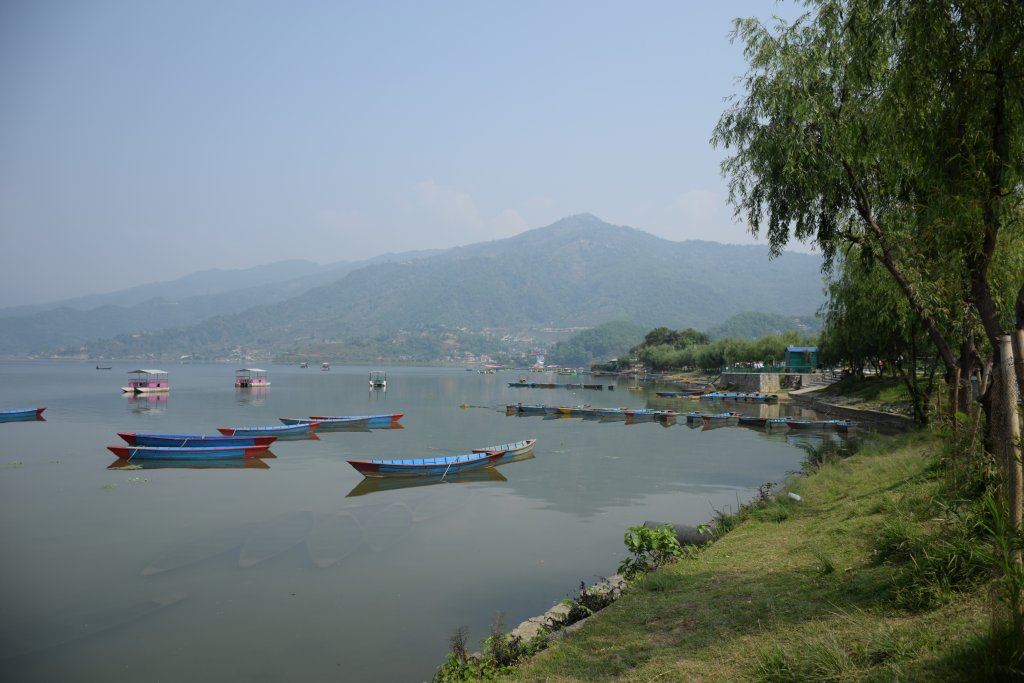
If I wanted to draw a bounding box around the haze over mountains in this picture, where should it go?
[0,215,826,361]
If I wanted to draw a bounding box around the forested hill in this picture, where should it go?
[50,214,826,360]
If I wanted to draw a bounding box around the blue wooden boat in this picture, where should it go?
[118,432,277,447]
[218,422,319,436]
[347,450,507,478]
[0,407,46,422]
[825,419,857,431]
[701,412,741,426]
[107,444,271,460]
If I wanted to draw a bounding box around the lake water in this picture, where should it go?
[0,361,841,681]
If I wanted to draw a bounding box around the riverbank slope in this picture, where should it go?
[508,433,1004,681]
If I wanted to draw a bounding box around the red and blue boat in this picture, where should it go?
[217,422,319,437]
[0,407,46,422]
[107,444,271,460]
[347,449,507,478]
[118,432,278,448]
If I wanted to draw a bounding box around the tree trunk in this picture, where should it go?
[997,335,1022,568]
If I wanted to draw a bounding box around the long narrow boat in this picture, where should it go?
[825,419,857,432]
[472,438,536,456]
[217,422,319,437]
[309,412,403,425]
[0,407,46,422]
[347,450,507,478]
[506,404,548,415]
[118,432,277,447]
[625,408,678,420]
[701,412,741,426]
[737,415,793,428]
[107,444,271,460]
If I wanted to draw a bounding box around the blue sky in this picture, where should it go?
[0,1,808,307]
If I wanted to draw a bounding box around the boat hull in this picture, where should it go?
[472,438,536,457]
[308,413,403,425]
[218,422,319,436]
[0,407,46,422]
[107,444,271,460]
[347,451,506,478]
[119,432,277,447]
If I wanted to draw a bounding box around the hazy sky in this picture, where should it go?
[0,0,809,307]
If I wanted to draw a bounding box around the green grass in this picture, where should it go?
[506,433,1005,682]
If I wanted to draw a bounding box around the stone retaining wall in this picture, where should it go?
[787,391,916,432]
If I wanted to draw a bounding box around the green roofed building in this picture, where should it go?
[785,346,819,372]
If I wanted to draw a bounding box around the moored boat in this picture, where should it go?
[701,411,741,426]
[235,368,270,388]
[107,444,271,460]
[506,403,547,415]
[0,407,46,422]
[737,415,793,428]
[218,422,320,436]
[118,432,277,447]
[308,412,403,425]
[472,438,536,456]
[121,369,169,394]
[347,450,506,478]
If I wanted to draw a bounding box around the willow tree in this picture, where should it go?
[712,0,1022,562]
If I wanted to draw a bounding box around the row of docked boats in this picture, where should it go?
[655,390,779,403]
[345,439,536,478]
[505,403,856,432]
[685,412,857,432]
[506,403,678,421]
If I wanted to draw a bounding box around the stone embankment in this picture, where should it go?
[509,575,627,643]
[786,374,916,432]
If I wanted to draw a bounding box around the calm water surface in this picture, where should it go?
[0,361,838,681]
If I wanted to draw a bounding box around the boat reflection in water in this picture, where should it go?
[235,386,268,406]
[107,456,271,470]
[125,393,168,415]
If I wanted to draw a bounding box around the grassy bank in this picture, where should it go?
[470,432,1017,682]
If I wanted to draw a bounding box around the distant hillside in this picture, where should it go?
[50,214,826,361]
[0,251,441,356]
[707,312,822,340]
